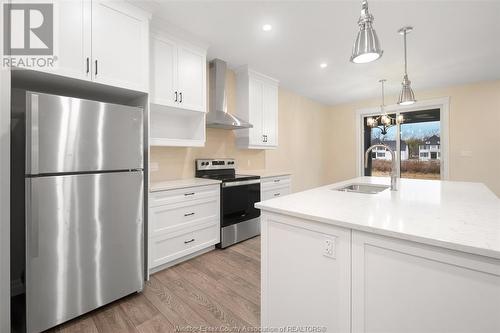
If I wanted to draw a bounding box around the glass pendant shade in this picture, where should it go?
[350,0,383,64]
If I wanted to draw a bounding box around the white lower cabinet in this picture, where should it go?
[351,230,500,333]
[261,212,500,333]
[261,213,351,332]
[148,184,220,271]
[261,175,291,200]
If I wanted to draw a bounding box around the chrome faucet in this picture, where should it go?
[364,144,398,191]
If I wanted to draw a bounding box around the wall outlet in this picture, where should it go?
[323,236,336,259]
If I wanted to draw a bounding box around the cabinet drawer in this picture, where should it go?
[262,185,291,201]
[150,197,219,236]
[261,176,291,191]
[149,222,219,268]
[150,184,219,207]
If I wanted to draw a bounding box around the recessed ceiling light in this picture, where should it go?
[320,63,328,68]
[262,24,272,32]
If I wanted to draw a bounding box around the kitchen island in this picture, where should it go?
[256,177,500,333]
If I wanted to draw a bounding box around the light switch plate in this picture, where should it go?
[323,236,336,259]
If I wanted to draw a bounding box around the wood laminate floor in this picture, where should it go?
[46,236,261,333]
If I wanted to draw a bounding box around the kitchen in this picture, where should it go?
[1,1,499,332]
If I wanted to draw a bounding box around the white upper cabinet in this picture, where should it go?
[263,83,279,147]
[150,34,207,112]
[236,68,279,149]
[33,0,91,80]
[150,36,177,107]
[21,0,149,92]
[177,46,206,112]
[91,1,149,92]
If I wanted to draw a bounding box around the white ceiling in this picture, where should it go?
[136,0,500,106]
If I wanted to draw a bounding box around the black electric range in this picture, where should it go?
[195,159,261,248]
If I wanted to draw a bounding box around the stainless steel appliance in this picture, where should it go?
[206,59,253,130]
[12,91,144,333]
[195,159,260,248]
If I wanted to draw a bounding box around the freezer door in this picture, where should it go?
[26,92,143,175]
[26,172,144,333]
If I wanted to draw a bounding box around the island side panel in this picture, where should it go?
[261,212,351,332]
[352,230,500,333]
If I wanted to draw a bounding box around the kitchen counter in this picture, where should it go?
[259,177,500,332]
[150,178,221,192]
[256,176,500,259]
[239,170,292,178]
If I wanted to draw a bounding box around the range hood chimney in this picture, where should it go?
[206,59,252,130]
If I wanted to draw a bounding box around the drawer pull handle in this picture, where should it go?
[274,193,281,197]
[184,212,195,217]
[184,238,195,244]
[273,179,280,183]
[184,192,195,196]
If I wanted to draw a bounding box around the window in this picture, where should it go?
[362,108,443,180]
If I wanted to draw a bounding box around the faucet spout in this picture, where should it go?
[364,144,398,191]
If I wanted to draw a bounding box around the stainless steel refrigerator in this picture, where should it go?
[15,91,144,333]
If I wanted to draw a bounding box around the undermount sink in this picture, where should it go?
[334,183,390,194]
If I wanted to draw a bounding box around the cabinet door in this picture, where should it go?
[36,0,91,80]
[150,36,177,107]
[91,1,148,92]
[248,78,264,146]
[352,230,500,333]
[177,45,206,112]
[261,214,351,332]
[262,83,278,147]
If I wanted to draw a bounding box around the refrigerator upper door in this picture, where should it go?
[26,92,143,175]
[26,171,144,333]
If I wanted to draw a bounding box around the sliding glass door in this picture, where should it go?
[363,108,442,180]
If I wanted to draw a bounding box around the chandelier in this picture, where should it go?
[366,79,404,135]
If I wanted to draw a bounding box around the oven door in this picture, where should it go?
[221,179,261,228]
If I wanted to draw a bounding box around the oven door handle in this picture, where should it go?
[222,179,261,188]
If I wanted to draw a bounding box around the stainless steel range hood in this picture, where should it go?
[206,59,252,129]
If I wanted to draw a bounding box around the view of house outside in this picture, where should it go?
[367,109,441,180]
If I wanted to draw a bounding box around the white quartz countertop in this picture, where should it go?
[240,170,292,178]
[150,178,221,192]
[256,177,500,259]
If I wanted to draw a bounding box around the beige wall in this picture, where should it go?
[326,80,500,196]
[150,69,331,192]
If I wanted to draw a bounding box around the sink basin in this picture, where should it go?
[334,183,389,194]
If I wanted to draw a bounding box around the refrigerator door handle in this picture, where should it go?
[27,93,40,175]
[26,179,39,258]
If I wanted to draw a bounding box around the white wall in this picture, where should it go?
[0,68,11,332]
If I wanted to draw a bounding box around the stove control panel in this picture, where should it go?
[196,158,236,170]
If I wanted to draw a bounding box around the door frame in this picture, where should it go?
[355,97,450,180]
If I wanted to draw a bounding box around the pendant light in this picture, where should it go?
[397,26,416,105]
[367,79,404,135]
[350,0,383,64]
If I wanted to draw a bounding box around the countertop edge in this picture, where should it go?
[256,203,500,260]
[150,179,222,192]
